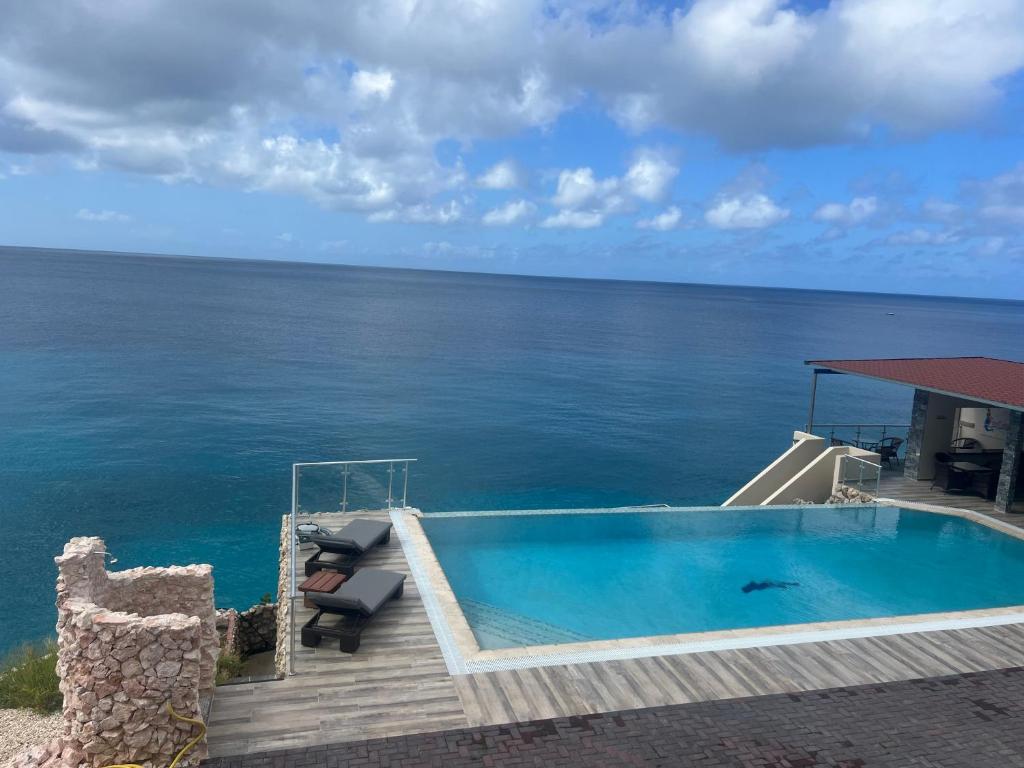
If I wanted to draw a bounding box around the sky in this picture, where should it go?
[2,0,1024,299]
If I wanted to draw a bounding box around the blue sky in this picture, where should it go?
[2,1,1024,298]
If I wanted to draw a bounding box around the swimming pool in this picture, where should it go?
[415,505,1024,652]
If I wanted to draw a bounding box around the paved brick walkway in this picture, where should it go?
[204,666,1024,768]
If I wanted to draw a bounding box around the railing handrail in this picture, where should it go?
[838,453,882,498]
[812,423,909,429]
[841,454,881,469]
[292,458,418,468]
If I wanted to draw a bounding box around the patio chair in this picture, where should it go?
[300,568,406,652]
[931,453,971,493]
[304,519,393,576]
[865,437,903,467]
[829,437,858,447]
[949,437,982,451]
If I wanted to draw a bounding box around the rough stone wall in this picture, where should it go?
[903,388,930,480]
[274,515,290,679]
[236,604,277,656]
[106,566,218,696]
[12,536,220,768]
[220,604,277,658]
[216,609,239,655]
[827,483,876,504]
[56,601,204,768]
[995,410,1024,514]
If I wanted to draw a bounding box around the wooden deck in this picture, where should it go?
[205,510,469,757]
[878,466,1024,517]
[453,623,1024,727]
[207,505,1024,756]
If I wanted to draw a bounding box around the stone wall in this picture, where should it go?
[218,604,277,658]
[273,515,290,679]
[12,537,219,768]
[827,483,876,504]
[106,566,218,696]
[995,410,1024,514]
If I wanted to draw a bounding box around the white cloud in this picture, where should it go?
[887,228,960,245]
[276,232,294,243]
[922,199,961,222]
[351,69,395,101]
[705,193,789,229]
[973,164,1024,224]
[368,200,463,224]
[813,196,878,226]
[979,236,1006,255]
[76,208,130,222]
[623,150,678,202]
[637,206,683,231]
[552,167,618,210]
[477,160,522,190]
[482,199,535,226]
[540,210,604,229]
[544,151,674,226]
[1,0,1023,218]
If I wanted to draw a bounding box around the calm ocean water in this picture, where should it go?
[2,246,1023,652]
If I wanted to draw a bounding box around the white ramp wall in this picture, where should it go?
[722,432,826,507]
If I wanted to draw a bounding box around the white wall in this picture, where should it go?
[762,446,879,505]
[915,392,959,480]
[955,406,1009,451]
[722,432,827,506]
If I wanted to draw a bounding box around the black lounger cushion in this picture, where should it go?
[310,569,405,616]
[307,519,392,555]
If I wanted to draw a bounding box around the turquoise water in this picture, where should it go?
[2,246,1023,652]
[422,507,1024,648]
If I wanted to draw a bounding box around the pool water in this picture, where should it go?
[420,506,1024,649]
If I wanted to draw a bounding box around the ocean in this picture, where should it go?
[2,246,1023,652]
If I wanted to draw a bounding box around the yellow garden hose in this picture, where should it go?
[101,703,207,768]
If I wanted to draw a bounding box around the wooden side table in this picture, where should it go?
[298,570,347,608]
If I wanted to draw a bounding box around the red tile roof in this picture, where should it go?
[806,357,1024,410]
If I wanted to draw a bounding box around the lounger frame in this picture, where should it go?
[300,582,404,652]
[303,528,392,577]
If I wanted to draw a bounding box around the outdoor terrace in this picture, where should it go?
[878,464,1024,517]
[207,504,1024,758]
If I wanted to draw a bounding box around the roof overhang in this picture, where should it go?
[805,357,1024,413]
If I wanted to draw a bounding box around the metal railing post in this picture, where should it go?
[386,461,394,509]
[341,463,349,513]
[289,463,299,676]
[806,371,818,433]
[402,461,409,508]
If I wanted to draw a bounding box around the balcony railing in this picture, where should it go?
[287,458,417,675]
[811,423,910,450]
[837,453,882,498]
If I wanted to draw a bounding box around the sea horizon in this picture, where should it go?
[4,243,1022,306]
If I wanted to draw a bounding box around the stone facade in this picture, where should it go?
[218,604,277,658]
[903,388,929,480]
[11,537,219,768]
[273,515,290,679]
[995,410,1024,514]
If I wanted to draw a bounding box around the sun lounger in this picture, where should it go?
[300,569,406,652]
[304,519,393,576]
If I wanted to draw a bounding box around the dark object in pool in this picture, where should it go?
[742,580,800,593]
